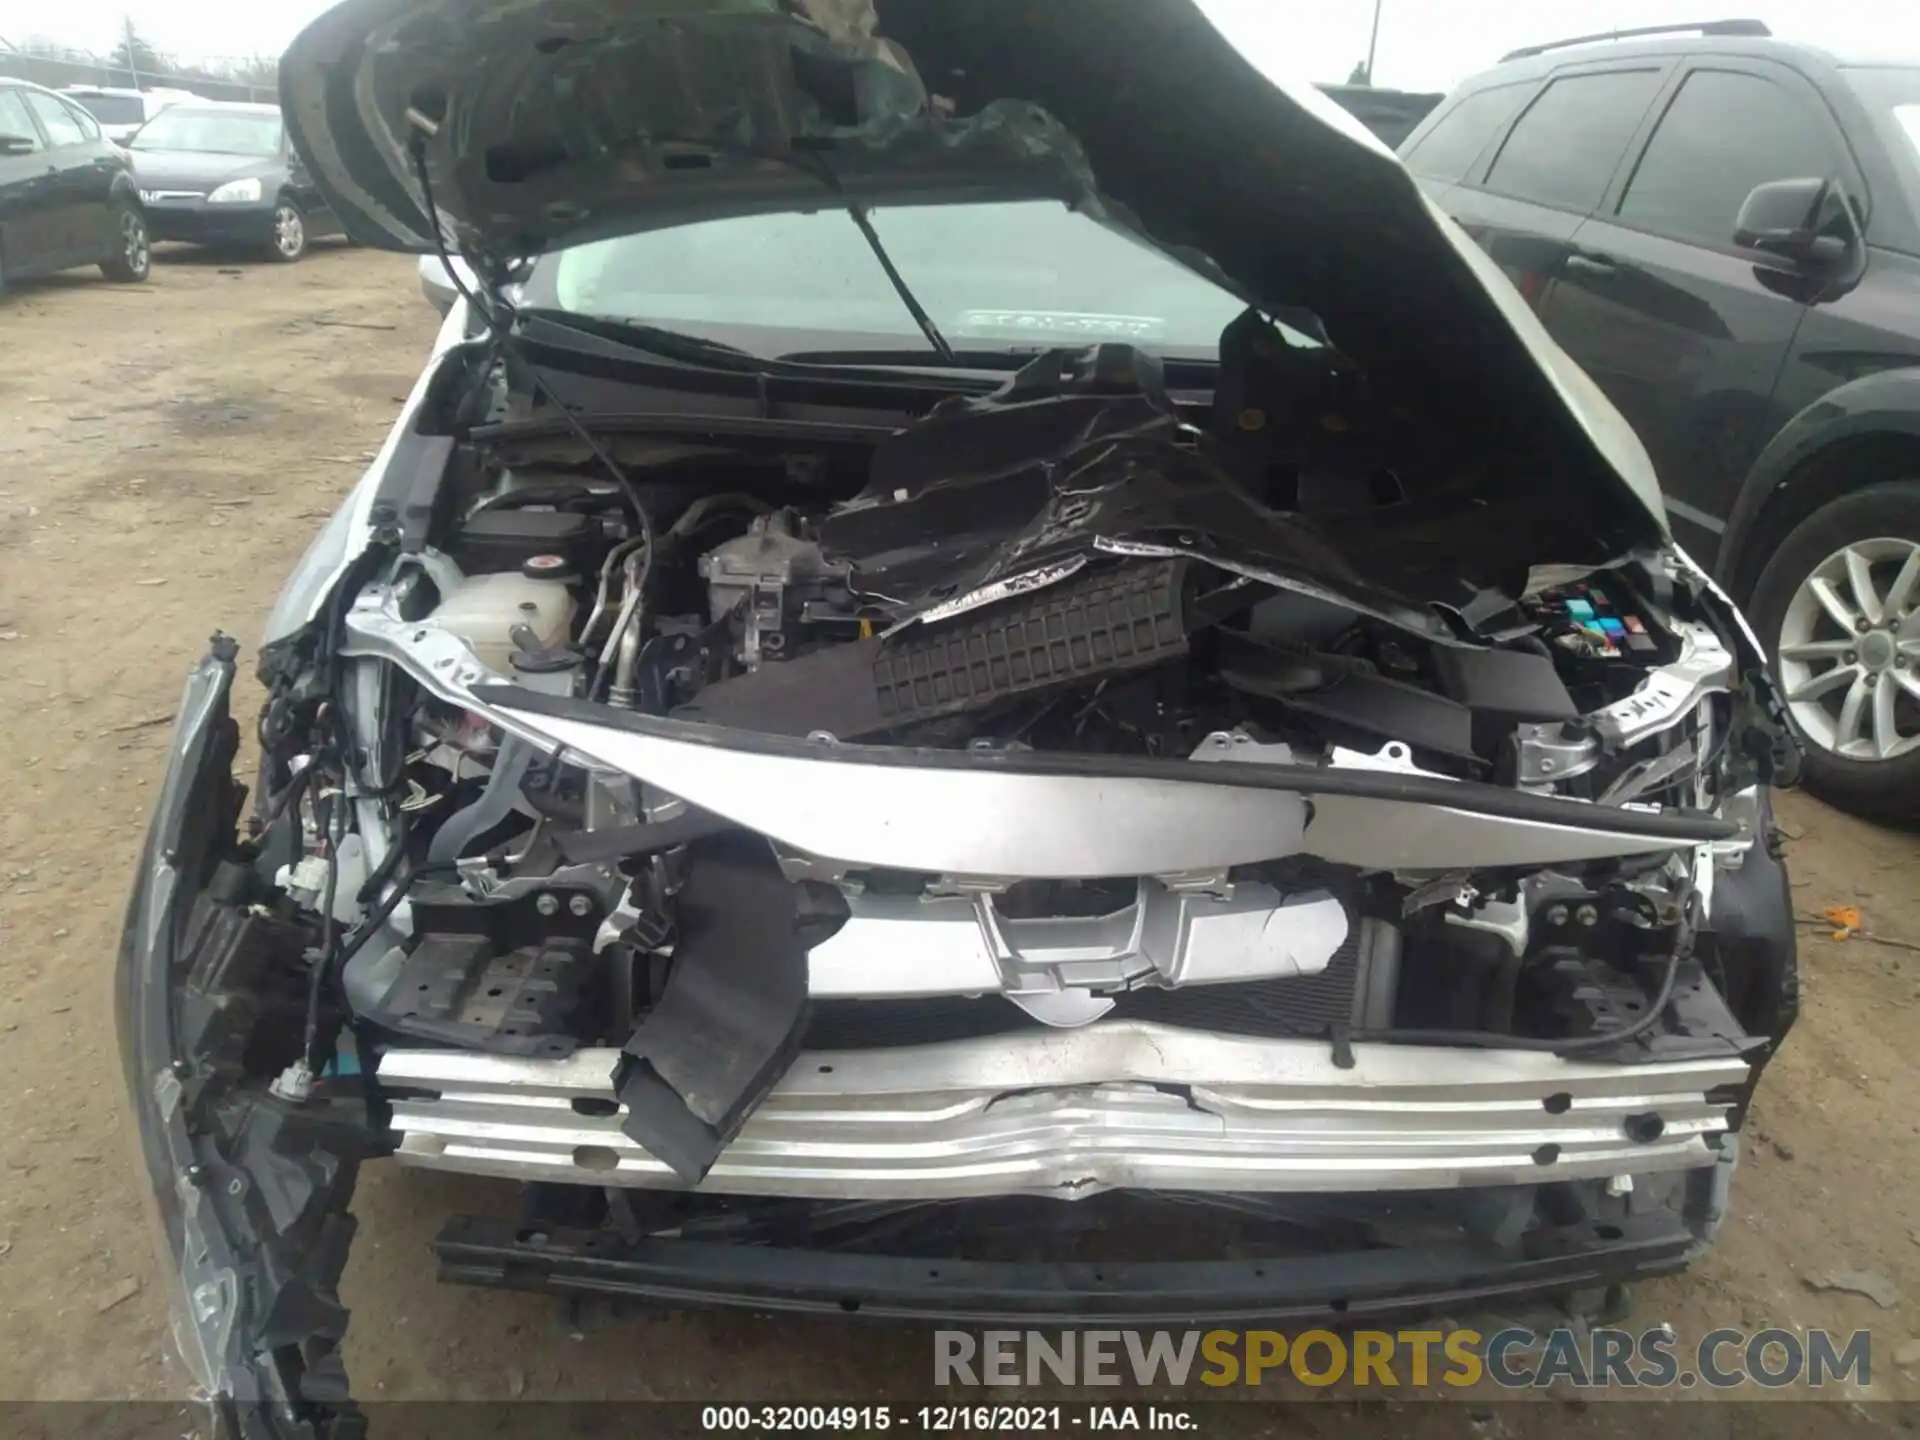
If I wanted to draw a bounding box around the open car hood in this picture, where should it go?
[281,0,1669,543]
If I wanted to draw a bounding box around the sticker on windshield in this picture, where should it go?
[957,310,1167,340]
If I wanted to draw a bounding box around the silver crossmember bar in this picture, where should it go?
[381,1022,1746,1200]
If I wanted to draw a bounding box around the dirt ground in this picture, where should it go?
[1,248,1917,1434]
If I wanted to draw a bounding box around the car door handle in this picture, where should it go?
[1564,251,1616,278]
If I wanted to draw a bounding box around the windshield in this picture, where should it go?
[131,108,280,156]
[524,199,1255,359]
[68,93,145,125]
[1844,66,1920,154]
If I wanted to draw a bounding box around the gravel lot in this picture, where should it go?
[0,247,1916,1435]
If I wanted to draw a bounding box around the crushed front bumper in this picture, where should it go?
[119,642,1790,1426]
[382,1026,1746,1199]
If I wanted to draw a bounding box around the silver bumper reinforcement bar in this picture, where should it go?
[381,1022,1746,1200]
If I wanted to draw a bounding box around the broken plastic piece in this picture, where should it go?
[612,833,817,1181]
[1328,1020,1356,1070]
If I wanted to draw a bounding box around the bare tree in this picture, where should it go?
[218,53,279,90]
[109,22,172,86]
[18,33,96,63]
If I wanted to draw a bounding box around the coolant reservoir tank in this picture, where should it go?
[431,571,575,674]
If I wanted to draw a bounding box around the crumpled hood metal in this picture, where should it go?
[282,0,1669,540]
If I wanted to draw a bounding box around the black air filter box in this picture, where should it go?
[675,559,1189,738]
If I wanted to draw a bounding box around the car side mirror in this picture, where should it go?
[0,133,37,156]
[1733,177,1860,267]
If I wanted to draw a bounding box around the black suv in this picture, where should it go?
[1400,20,1920,819]
[0,78,150,291]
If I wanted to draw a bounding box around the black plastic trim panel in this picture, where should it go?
[435,1207,1696,1325]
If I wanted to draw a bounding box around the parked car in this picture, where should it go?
[122,2,1800,1432]
[61,85,200,146]
[1398,19,1920,819]
[124,101,342,262]
[418,252,478,314]
[0,78,149,290]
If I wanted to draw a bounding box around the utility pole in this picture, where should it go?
[1363,0,1383,85]
[123,15,142,89]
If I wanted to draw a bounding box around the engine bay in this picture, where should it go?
[239,332,1797,1185]
[393,337,1715,788]
[417,469,1690,784]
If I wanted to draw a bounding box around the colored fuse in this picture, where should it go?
[1599,617,1627,635]
[1623,615,1647,634]
[1565,598,1596,619]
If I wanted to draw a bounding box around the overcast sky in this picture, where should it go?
[2,0,1916,87]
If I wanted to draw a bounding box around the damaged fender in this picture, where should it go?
[117,636,374,1440]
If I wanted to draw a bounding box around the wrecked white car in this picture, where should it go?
[119,0,1802,1431]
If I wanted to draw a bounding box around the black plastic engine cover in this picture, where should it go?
[1430,645,1577,723]
[817,345,1172,603]
[1216,628,1477,759]
[673,558,1190,738]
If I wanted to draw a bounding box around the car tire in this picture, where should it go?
[268,201,308,263]
[1746,480,1920,822]
[99,203,151,283]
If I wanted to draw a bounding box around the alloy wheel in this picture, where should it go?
[1776,536,1920,762]
[122,210,150,278]
[274,205,306,259]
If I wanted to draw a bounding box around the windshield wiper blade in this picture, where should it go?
[512,308,762,371]
[516,311,1008,392]
[777,347,1042,370]
[778,348,1225,393]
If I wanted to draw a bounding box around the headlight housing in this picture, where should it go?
[206,177,263,204]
